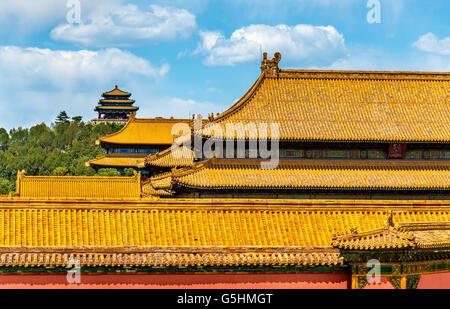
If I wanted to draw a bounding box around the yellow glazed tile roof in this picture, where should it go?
[141,173,175,197]
[99,99,135,104]
[145,145,194,168]
[15,171,141,200]
[0,204,448,267]
[202,69,450,142]
[0,252,342,268]
[141,180,173,198]
[332,222,450,250]
[103,85,131,96]
[95,106,137,110]
[171,159,450,190]
[87,155,146,168]
[149,172,174,190]
[97,117,191,146]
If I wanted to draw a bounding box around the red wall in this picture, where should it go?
[417,272,450,289]
[1,272,448,289]
[363,276,395,289]
[0,272,350,289]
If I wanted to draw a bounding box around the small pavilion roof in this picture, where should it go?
[96,116,191,146]
[102,85,131,97]
[86,154,146,168]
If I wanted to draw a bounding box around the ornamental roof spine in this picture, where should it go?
[200,52,450,143]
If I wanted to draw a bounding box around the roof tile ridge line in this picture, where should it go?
[149,171,173,181]
[332,226,407,242]
[97,115,135,143]
[212,72,266,123]
[102,86,131,96]
[22,174,136,180]
[398,221,450,231]
[279,69,450,80]
[332,227,387,242]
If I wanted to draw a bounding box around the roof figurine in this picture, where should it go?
[261,52,282,77]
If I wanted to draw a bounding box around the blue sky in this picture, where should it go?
[0,0,449,129]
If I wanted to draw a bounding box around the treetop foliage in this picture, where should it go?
[0,113,124,194]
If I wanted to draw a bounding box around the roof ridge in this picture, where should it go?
[279,68,450,78]
[212,73,266,123]
[102,85,131,96]
[96,114,134,144]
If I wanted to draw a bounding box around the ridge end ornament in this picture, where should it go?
[261,52,282,77]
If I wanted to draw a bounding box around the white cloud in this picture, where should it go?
[0,0,66,34]
[0,46,169,129]
[413,33,450,56]
[326,45,450,72]
[195,24,347,66]
[51,4,197,47]
[0,46,168,89]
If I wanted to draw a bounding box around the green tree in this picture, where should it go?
[0,128,9,150]
[72,116,83,123]
[124,168,136,176]
[97,168,121,176]
[0,178,12,195]
[0,121,125,186]
[56,111,70,123]
[52,167,69,176]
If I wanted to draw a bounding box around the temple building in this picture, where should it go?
[87,113,191,175]
[0,52,449,289]
[93,85,139,123]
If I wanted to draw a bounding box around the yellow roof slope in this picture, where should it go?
[103,85,131,96]
[170,159,450,190]
[145,145,194,168]
[87,155,146,168]
[0,203,448,267]
[204,59,450,142]
[15,171,141,200]
[98,117,191,146]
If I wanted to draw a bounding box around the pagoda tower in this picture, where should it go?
[94,85,139,123]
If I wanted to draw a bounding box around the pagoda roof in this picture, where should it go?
[99,99,135,104]
[201,53,450,143]
[95,105,138,111]
[97,116,191,146]
[102,85,131,97]
[160,158,450,191]
[0,197,448,267]
[332,221,450,250]
[87,154,146,168]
